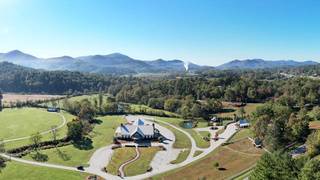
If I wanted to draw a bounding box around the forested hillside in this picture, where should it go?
[2,62,320,111]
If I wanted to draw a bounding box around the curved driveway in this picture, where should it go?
[1,115,237,180]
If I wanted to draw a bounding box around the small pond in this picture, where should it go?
[181,120,194,129]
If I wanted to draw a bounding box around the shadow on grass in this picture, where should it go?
[56,148,71,161]
[73,137,93,150]
[91,119,103,125]
[31,152,48,162]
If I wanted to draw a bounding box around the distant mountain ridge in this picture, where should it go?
[0,50,318,74]
[216,58,318,70]
[0,50,211,75]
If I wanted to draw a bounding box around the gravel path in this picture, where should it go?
[119,146,140,177]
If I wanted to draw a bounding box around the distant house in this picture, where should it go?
[238,119,250,128]
[47,107,60,112]
[115,119,159,141]
[210,117,219,122]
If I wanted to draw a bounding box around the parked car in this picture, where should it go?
[77,166,85,171]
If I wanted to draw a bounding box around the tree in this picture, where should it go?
[180,105,191,119]
[164,98,181,112]
[98,92,104,111]
[50,125,58,143]
[311,106,320,120]
[306,130,320,157]
[0,89,3,111]
[251,151,298,180]
[67,120,84,142]
[299,159,320,180]
[238,107,246,119]
[191,103,202,118]
[148,98,164,109]
[78,99,96,122]
[0,157,6,172]
[30,132,42,152]
[0,139,5,153]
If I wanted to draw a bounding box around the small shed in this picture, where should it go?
[239,119,250,128]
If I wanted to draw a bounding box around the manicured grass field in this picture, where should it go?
[106,147,137,175]
[151,139,264,180]
[125,147,161,176]
[24,115,126,166]
[0,108,62,140]
[193,150,203,157]
[0,161,88,180]
[5,111,75,149]
[170,149,190,164]
[155,117,210,149]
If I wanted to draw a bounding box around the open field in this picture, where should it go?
[125,147,161,176]
[5,111,75,149]
[151,139,264,180]
[230,129,254,142]
[106,147,137,175]
[0,108,62,140]
[24,115,126,166]
[0,161,88,180]
[2,93,63,105]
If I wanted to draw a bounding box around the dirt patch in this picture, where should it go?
[2,93,63,104]
[154,139,264,180]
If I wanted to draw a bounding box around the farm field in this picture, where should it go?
[24,115,126,166]
[2,93,63,105]
[151,138,264,180]
[0,161,88,180]
[0,108,62,140]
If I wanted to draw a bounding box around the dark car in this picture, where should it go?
[77,166,85,171]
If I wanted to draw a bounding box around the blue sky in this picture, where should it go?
[0,0,319,66]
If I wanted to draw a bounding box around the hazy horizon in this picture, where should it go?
[0,0,319,66]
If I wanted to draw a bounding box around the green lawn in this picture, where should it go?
[155,117,209,149]
[0,108,62,140]
[0,161,88,180]
[106,147,137,175]
[125,147,161,176]
[193,150,203,157]
[5,111,76,150]
[170,149,190,164]
[230,129,254,142]
[23,115,126,166]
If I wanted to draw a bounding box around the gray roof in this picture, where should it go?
[116,124,154,137]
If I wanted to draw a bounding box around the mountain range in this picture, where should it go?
[0,50,212,75]
[216,59,318,70]
[0,50,318,74]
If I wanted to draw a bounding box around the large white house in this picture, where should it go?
[115,119,159,141]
